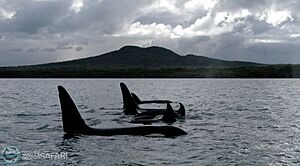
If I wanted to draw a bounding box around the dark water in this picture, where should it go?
[1,79,300,165]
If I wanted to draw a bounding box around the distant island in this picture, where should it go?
[1,45,300,78]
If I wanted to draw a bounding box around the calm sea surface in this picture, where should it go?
[1,79,300,165]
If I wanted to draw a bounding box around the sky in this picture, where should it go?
[1,0,300,66]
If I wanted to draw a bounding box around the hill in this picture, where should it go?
[34,46,262,69]
[1,45,300,78]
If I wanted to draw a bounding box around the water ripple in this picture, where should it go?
[1,79,300,165]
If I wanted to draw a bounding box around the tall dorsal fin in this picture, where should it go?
[161,103,176,124]
[120,82,138,115]
[58,86,89,133]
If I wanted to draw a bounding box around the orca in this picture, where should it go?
[120,82,185,118]
[130,103,176,124]
[120,82,139,115]
[58,86,187,137]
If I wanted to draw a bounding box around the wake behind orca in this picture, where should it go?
[58,86,187,137]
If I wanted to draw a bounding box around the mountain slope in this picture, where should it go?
[36,45,262,69]
[3,45,288,78]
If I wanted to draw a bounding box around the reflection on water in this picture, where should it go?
[0,79,300,165]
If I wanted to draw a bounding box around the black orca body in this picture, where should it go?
[58,86,187,137]
[120,82,185,118]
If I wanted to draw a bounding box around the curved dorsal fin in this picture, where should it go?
[177,103,185,118]
[131,93,142,104]
[120,82,138,115]
[161,103,176,124]
[58,86,89,133]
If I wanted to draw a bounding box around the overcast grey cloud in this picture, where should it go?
[0,0,300,66]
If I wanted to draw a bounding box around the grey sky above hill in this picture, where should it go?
[1,0,300,66]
